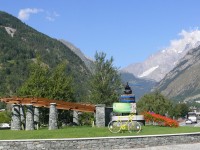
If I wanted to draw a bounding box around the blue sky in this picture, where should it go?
[1,0,200,68]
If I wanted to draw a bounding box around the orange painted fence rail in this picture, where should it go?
[0,97,95,113]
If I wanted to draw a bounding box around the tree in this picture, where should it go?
[17,58,49,97]
[137,91,173,116]
[17,59,75,125]
[88,52,123,106]
[47,61,74,102]
[173,103,189,118]
[17,59,75,101]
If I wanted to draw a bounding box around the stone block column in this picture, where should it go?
[34,107,40,130]
[49,103,58,130]
[95,104,105,127]
[73,111,79,125]
[25,104,34,130]
[20,105,25,130]
[11,104,21,130]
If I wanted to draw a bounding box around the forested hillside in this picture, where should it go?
[0,11,90,100]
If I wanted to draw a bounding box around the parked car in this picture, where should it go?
[185,119,192,124]
[187,112,197,123]
[0,123,10,129]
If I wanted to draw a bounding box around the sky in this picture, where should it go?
[1,0,200,68]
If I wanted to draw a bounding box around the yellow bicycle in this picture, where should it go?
[108,114,141,133]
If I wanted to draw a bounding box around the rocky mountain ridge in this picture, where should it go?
[157,45,200,102]
[60,40,94,72]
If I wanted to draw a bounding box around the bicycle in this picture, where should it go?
[108,114,142,133]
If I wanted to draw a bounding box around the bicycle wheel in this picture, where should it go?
[108,121,121,133]
[128,121,141,133]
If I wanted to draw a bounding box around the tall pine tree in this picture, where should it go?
[17,58,49,97]
[48,61,74,101]
[88,52,122,106]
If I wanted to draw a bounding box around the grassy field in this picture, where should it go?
[0,125,200,140]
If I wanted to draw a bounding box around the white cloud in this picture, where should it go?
[18,8,43,21]
[46,11,60,22]
[166,29,200,54]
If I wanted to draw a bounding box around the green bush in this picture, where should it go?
[0,102,6,109]
[79,112,94,126]
[0,111,11,123]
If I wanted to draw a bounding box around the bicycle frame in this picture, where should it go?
[108,114,141,133]
[118,114,134,131]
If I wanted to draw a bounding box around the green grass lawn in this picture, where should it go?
[0,125,200,140]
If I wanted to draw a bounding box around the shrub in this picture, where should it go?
[79,112,94,126]
[143,112,179,128]
[0,111,11,123]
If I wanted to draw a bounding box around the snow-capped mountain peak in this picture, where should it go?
[121,29,200,82]
[139,65,159,78]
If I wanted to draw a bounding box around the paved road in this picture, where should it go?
[179,120,200,127]
[194,121,200,127]
[123,143,200,150]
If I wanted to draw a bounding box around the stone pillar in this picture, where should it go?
[49,103,58,130]
[34,107,40,130]
[20,105,25,130]
[73,111,79,125]
[11,104,21,130]
[95,104,105,127]
[25,104,34,130]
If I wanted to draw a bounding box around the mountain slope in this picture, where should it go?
[157,45,200,102]
[122,30,200,82]
[0,11,90,98]
[60,40,94,72]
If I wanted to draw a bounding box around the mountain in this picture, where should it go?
[60,40,94,72]
[120,72,157,100]
[157,45,200,103]
[0,11,90,98]
[121,30,200,82]
[60,39,155,100]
